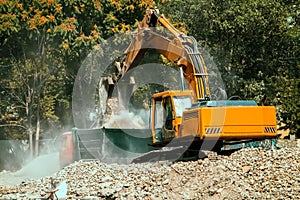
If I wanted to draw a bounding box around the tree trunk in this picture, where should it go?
[34,33,45,157]
[27,88,34,159]
[35,99,40,157]
[29,128,33,158]
[35,114,40,157]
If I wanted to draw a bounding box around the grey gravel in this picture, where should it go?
[0,146,300,199]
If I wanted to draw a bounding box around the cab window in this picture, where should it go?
[173,96,192,117]
[164,96,173,130]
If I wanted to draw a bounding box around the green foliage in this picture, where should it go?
[0,0,162,143]
[162,0,299,136]
[130,84,165,110]
[0,0,299,141]
[0,58,68,139]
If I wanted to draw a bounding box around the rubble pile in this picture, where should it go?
[1,147,299,199]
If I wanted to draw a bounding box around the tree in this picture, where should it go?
[161,0,299,136]
[0,0,164,156]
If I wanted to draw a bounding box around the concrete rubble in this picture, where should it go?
[0,146,299,199]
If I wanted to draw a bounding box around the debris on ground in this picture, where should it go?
[0,146,299,199]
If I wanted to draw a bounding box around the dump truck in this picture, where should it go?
[59,8,278,167]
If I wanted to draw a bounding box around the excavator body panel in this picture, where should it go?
[180,102,277,141]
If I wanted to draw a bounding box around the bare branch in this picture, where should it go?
[0,124,27,130]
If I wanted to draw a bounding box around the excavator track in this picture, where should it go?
[132,139,278,163]
[131,146,187,163]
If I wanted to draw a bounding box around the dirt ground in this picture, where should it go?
[0,141,299,199]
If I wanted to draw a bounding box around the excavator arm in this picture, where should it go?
[108,8,210,102]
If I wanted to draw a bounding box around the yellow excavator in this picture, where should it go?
[59,8,278,166]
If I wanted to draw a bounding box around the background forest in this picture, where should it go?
[0,0,299,156]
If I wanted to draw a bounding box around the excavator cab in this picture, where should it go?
[151,90,193,145]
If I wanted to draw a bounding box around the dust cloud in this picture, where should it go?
[103,109,150,129]
[15,152,60,178]
[0,140,61,186]
[0,152,60,186]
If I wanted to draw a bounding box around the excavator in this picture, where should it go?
[59,8,278,166]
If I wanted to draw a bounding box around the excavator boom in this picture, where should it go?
[105,8,210,104]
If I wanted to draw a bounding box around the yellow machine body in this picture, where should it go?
[151,90,277,145]
[180,105,277,140]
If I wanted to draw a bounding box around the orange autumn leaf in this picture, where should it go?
[48,13,55,21]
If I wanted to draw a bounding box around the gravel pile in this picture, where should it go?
[1,146,300,199]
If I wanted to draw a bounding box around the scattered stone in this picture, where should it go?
[0,147,299,199]
[242,166,251,173]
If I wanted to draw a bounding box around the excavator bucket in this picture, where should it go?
[72,128,155,164]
